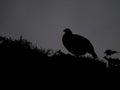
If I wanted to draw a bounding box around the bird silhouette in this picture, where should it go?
[104,49,120,56]
[62,28,98,58]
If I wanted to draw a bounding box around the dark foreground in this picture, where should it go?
[0,36,120,80]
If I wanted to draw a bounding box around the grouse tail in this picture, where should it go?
[91,51,98,59]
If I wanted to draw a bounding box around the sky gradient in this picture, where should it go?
[0,0,120,58]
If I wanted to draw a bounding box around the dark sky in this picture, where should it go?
[0,0,120,58]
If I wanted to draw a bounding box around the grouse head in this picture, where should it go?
[64,28,72,34]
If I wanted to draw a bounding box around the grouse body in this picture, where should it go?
[62,28,98,58]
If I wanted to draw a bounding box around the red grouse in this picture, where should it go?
[62,28,98,58]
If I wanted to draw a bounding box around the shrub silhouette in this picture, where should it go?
[103,49,120,73]
[0,36,119,75]
[104,49,120,57]
[104,56,120,73]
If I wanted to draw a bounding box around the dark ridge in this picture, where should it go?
[0,36,120,78]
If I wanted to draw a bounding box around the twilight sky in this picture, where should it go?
[0,0,120,58]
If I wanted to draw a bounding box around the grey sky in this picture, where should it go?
[0,0,120,58]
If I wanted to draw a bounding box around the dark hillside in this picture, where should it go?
[0,36,119,76]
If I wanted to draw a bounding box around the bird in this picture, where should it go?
[62,28,98,58]
[104,49,120,56]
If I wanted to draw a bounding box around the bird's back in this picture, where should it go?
[62,33,94,56]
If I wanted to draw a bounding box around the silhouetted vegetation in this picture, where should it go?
[104,49,120,56]
[0,36,120,76]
